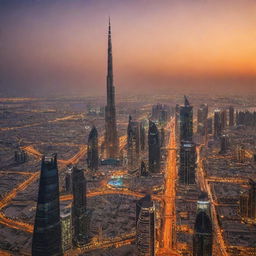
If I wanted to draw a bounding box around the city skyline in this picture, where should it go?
[1,0,256,96]
[0,1,256,255]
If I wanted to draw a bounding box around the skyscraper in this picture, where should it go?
[179,142,196,185]
[219,134,229,154]
[32,154,62,256]
[148,120,160,173]
[104,19,119,158]
[180,96,193,142]
[197,104,208,135]
[72,167,90,246]
[193,192,213,256]
[127,115,140,169]
[206,117,213,135]
[229,106,235,126]
[140,122,146,151]
[87,126,99,171]
[214,110,222,139]
[60,208,72,253]
[221,109,227,129]
[136,194,155,256]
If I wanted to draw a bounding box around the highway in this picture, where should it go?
[0,172,39,233]
[66,232,135,255]
[0,114,84,132]
[158,117,179,256]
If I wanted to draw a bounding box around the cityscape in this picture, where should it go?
[0,1,256,256]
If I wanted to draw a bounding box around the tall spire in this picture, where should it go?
[107,17,113,87]
[105,18,119,158]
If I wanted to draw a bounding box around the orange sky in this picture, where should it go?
[0,0,256,96]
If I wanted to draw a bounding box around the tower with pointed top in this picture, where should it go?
[104,19,119,158]
[180,96,193,142]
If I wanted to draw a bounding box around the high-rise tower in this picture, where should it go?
[193,192,213,256]
[72,167,90,246]
[179,141,196,185]
[229,106,235,126]
[104,19,119,158]
[87,126,99,171]
[127,115,140,169]
[32,154,62,256]
[180,96,193,142]
[136,194,155,256]
[148,120,160,173]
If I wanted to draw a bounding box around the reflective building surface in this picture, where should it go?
[32,154,62,256]
[193,193,213,256]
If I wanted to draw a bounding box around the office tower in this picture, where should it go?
[179,142,196,185]
[193,192,213,256]
[240,179,256,221]
[229,106,235,126]
[60,208,72,253]
[160,127,165,147]
[136,194,155,256]
[206,117,213,135]
[65,167,72,193]
[104,19,119,158]
[219,134,229,154]
[180,96,193,142]
[32,154,62,256]
[87,126,99,171]
[127,116,140,169]
[72,167,90,246]
[140,161,149,177]
[148,120,160,173]
[214,110,222,139]
[221,109,227,129]
[140,122,146,151]
[197,104,208,135]
[14,150,27,163]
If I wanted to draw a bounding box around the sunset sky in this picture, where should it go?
[0,0,256,96]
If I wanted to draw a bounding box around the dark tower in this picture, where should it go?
[32,154,62,256]
[127,115,140,169]
[136,194,155,256]
[87,126,99,171]
[104,18,119,158]
[148,120,160,173]
[180,96,193,142]
[221,109,227,130]
[219,134,229,154]
[229,106,235,126]
[193,193,213,256]
[197,104,208,135]
[179,142,196,185]
[214,110,222,139]
[140,122,146,151]
[72,167,90,246]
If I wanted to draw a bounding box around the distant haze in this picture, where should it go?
[0,0,256,97]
